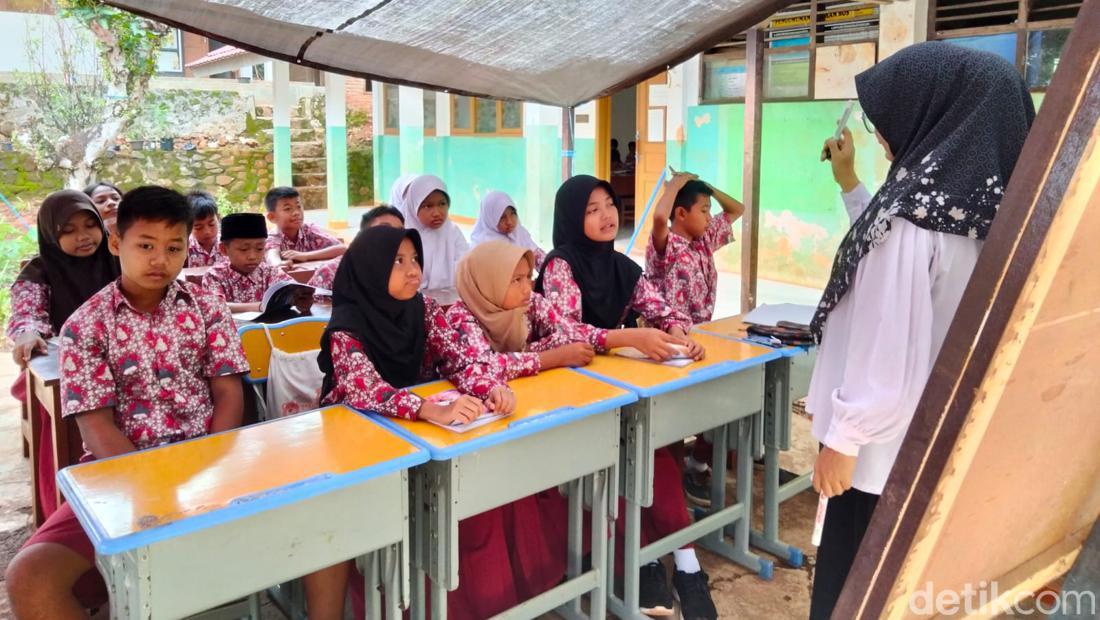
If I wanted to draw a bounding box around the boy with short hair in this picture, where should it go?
[648,173,744,510]
[202,212,294,313]
[308,204,406,293]
[263,186,345,267]
[186,190,223,267]
[647,174,744,325]
[4,186,249,618]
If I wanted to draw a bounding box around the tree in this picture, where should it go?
[14,0,169,189]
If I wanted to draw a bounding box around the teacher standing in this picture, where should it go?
[806,41,1035,619]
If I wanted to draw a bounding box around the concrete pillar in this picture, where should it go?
[272,60,292,187]
[398,85,425,175]
[324,72,349,229]
[523,102,563,247]
[371,80,386,204]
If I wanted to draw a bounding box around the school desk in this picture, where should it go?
[286,259,330,284]
[695,315,818,568]
[25,338,81,525]
[369,368,636,620]
[573,331,782,618]
[57,405,428,620]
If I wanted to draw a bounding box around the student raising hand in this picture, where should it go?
[419,393,484,425]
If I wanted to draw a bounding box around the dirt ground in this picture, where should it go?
[0,347,822,619]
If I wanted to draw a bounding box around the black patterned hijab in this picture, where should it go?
[811,41,1035,339]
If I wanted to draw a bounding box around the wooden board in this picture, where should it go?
[813,42,877,100]
[835,3,1100,618]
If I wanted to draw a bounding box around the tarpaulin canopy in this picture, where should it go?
[105,0,793,106]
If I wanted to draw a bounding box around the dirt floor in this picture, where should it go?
[0,347,823,619]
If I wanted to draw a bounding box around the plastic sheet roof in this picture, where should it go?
[106,0,793,106]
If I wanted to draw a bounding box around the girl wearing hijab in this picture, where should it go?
[807,42,1034,619]
[83,181,123,234]
[8,190,119,517]
[469,190,547,269]
[534,175,716,618]
[400,174,469,290]
[388,172,416,212]
[307,226,514,619]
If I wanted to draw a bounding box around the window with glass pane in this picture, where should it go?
[1026,29,1070,89]
[703,55,747,101]
[475,99,498,133]
[764,50,810,99]
[423,91,437,131]
[944,33,1017,65]
[453,95,472,130]
[501,101,522,130]
[156,30,182,74]
[384,84,400,131]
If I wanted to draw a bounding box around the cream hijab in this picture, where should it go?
[401,174,469,289]
[455,240,534,353]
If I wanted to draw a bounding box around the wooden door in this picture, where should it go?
[632,72,669,251]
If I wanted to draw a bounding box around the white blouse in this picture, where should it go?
[806,184,983,495]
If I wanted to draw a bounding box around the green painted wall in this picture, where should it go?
[685,101,891,288]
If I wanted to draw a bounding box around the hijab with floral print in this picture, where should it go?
[811,41,1035,340]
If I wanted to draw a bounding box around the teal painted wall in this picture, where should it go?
[373,131,595,247]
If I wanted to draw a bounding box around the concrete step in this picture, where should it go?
[292,157,326,174]
[292,172,326,187]
[291,141,325,158]
[298,185,328,211]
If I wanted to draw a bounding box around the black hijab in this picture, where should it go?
[318,226,427,398]
[534,175,642,329]
[16,190,120,331]
[812,41,1035,339]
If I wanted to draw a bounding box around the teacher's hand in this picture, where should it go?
[813,446,856,498]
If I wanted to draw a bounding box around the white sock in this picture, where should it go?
[673,549,701,573]
[686,455,709,473]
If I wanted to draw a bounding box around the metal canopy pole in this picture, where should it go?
[741,28,764,313]
[562,106,575,181]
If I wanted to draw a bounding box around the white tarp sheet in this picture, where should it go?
[105,0,792,106]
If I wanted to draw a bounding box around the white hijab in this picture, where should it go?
[470,190,543,255]
[402,174,469,290]
[389,173,417,211]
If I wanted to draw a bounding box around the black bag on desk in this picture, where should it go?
[746,322,815,347]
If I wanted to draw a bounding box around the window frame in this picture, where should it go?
[156,28,184,77]
[450,95,523,137]
[382,83,400,136]
[929,0,1080,92]
[698,1,882,104]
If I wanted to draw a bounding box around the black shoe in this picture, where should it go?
[638,562,675,617]
[683,468,712,507]
[673,569,718,620]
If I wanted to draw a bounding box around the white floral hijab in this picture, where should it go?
[811,41,1035,339]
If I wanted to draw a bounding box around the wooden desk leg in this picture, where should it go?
[25,371,43,527]
[46,383,69,510]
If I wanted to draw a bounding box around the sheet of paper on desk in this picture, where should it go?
[612,346,694,368]
[742,303,816,328]
[233,311,262,322]
[423,389,505,433]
